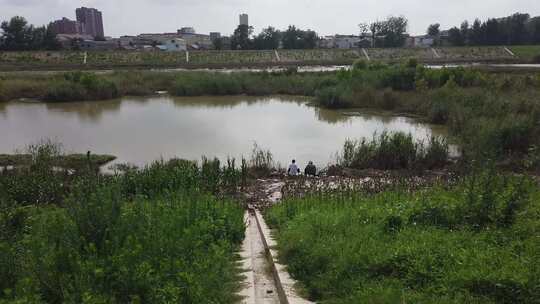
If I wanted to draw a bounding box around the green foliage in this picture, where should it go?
[281,25,319,49]
[0,16,58,51]
[461,115,536,159]
[370,16,409,47]
[230,24,254,50]
[173,72,243,96]
[352,59,368,70]
[172,71,335,97]
[0,140,69,206]
[315,85,354,108]
[44,81,87,102]
[0,144,246,303]
[44,72,119,102]
[265,173,540,303]
[252,26,281,50]
[338,132,449,170]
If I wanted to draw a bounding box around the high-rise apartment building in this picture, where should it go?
[50,17,85,35]
[76,7,104,38]
[239,14,249,26]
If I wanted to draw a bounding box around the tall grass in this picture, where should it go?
[171,71,336,97]
[338,132,449,170]
[44,72,119,102]
[0,143,246,303]
[248,142,275,176]
[314,63,540,168]
[265,171,540,303]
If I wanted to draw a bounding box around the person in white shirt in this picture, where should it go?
[288,159,301,176]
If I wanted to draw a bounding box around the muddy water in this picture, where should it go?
[0,96,447,168]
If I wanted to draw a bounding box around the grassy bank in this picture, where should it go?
[266,170,540,303]
[510,45,540,61]
[0,143,246,303]
[0,69,335,102]
[0,46,520,71]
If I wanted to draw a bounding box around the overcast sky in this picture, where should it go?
[1,0,539,37]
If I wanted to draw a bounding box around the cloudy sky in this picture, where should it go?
[1,0,538,37]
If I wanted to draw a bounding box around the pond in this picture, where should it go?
[0,96,448,169]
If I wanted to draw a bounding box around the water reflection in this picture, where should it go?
[315,108,352,124]
[0,96,443,167]
[171,95,307,109]
[45,99,123,122]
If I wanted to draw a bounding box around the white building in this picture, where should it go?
[239,14,249,26]
[178,27,196,35]
[319,35,372,49]
[413,35,435,48]
[160,38,187,52]
[335,35,362,49]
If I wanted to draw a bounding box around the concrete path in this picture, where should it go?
[238,210,280,304]
[237,179,314,304]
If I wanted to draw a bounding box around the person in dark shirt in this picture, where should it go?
[304,161,317,176]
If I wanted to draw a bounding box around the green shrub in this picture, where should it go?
[428,98,452,124]
[352,59,368,70]
[406,58,418,68]
[44,72,119,102]
[462,116,535,159]
[44,80,87,102]
[380,89,398,110]
[173,73,244,96]
[338,132,448,170]
[315,85,354,109]
[0,140,69,205]
[422,136,450,168]
[265,173,539,303]
[0,146,246,303]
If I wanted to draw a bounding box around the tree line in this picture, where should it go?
[359,16,409,48]
[428,13,540,46]
[222,24,319,50]
[0,16,60,51]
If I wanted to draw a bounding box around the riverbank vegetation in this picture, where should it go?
[315,61,540,171]
[1,65,539,171]
[266,169,540,303]
[338,132,449,170]
[0,142,246,303]
[0,153,116,169]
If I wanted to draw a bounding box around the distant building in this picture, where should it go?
[210,32,221,41]
[50,17,84,35]
[56,33,94,49]
[413,35,435,48]
[176,28,213,49]
[76,7,104,38]
[79,39,119,51]
[138,33,180,42]
[319,35,372,49]
[239,14,249,26]
[439,30,451,46]
[178,27,196,35]
[157,38,187,52]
